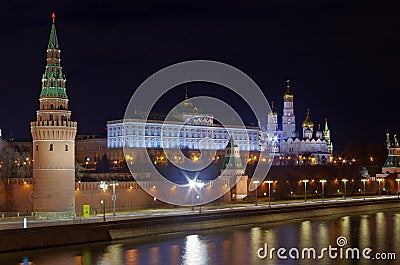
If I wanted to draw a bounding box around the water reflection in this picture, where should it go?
[375,212,386,250]
[359,215,370,250]
[3,209,400,265]
[182,234,208,265]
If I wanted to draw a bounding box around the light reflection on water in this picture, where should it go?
[1,209,399,265]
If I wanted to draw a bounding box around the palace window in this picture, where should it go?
[65,144,69,151]
[49,143,53,151]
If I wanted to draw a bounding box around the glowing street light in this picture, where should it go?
[100,199,105,222]
[189,179,204,212]
[396,179,400,199]
[99,181,108,222]
[265,180,274,208]
[253,180,260,206]
[302,180,309,202]
[377,178,383,197]
[320,180,327,204]
[196,182,204,213]
[361,179,368,200]
[342,179,348,200]
[110,181,118,216]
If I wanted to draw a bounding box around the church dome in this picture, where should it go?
[302,109,314,128]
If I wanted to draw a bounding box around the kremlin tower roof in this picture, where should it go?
[40,12,68,99]
[48,12,59,49]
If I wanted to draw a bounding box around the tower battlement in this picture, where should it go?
[31,120,77,128]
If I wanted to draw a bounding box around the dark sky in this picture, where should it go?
[0,0,399,150]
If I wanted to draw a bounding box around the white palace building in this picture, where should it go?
[107,93,260,152]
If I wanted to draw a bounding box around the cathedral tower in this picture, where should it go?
[302,109,314,139]
[282,80,296,139]
[267,101,278,133]
[30,13,77,219]
[323,118,333,153]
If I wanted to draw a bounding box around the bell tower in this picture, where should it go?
[282,80,296,139]
[30,13,77,219]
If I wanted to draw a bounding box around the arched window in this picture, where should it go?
[35,144,39,152]
[49,143,53,151]
[65,144,69,151]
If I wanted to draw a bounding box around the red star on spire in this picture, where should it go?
[52,12,56,23]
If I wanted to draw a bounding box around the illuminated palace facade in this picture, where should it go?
[107,97,260,152]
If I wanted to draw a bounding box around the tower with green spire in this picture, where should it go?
[220,135,248,200]
[30,12,77,219]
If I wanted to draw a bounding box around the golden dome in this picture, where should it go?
[302,109,314,128]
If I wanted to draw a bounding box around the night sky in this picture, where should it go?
[0,0,399,150]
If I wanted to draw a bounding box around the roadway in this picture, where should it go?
[0,195,398,230]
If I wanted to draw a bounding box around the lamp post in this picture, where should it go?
[189,179,204,212]
[100,200,105,222]
[302,180,309,202]
[396,179,400,199]
[377,178,383,197]
[110,181,118,216]
[361,179,367,200]
[265,180,273,208]
[342,179,348,200]
[196,182,204,213]
[253,180,260,206]
[189,180,195,211]
[320,180,327,204]
[99,181,108,222]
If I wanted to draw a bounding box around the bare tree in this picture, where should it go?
[0,147,32,211]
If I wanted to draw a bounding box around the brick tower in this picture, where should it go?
[221,136,248,200]
[30,13,77,219]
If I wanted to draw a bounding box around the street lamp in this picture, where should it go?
[189,179,196,211]
[196,182,204,213]
[253,180,260,206]
[99,181,108,222]
[302,180,309,202]
[342,179,348,200]
[320,180,327,204]
[265,180,273,208]
[189,179,204,212]
[361,179,367,200]
[396,179,400,199]
[100,200,105,222]
[110,181,118,216]
[377,178,383,197]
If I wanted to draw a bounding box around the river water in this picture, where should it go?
[1,209,399,265]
